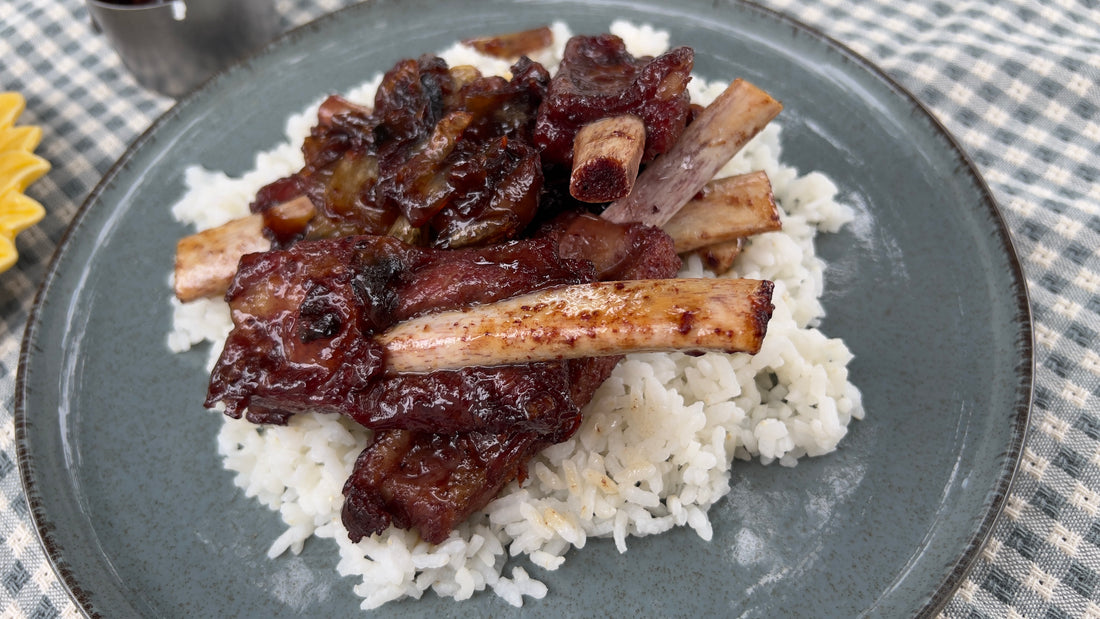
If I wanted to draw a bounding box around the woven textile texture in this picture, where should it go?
[1,0,1097,617]
[761,2,1100,617]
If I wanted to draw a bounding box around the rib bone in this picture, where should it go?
[569,114,646,203]
[172,196,314,302]
[600,79,782,227]
[377,278,774,373]
[662,170,780,253]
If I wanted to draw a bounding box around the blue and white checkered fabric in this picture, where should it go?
[762,2,1100,616]
[1,1,1097,616]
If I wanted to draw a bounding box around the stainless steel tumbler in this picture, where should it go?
[86,0,283,98]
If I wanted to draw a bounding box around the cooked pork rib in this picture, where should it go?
[662,171,781,253]
[207,233,598,427]
[534,34,693,169]
[600,79,782,227]
[337,217,685,544]
[378,278,775,373]
[192,36,783,544]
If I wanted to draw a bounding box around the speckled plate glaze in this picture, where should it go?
[16,0,1032,616]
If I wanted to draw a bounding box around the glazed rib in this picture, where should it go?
[600,79,782,227]
[172,196,315,302]
[662,171,780,253]
[378,277,774,373]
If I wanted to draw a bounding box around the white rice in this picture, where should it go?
[167,21,863,610]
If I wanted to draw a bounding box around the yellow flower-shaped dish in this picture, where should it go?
[0,91,49,272]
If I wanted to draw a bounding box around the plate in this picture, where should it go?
[16,0,1031,616]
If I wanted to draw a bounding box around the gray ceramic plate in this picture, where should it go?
[17,0,1031,616]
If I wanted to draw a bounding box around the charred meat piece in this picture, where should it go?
[534,34,693,170]
[206,234,597,428]
[342,429,550,545]
[342,353,621,545]
[339,218,682,544]
[363,362,585,438]
[551,210,680,281]
[205,236,393,425]
[206,212,684,433]
[248,55,550,249]
[341,359,632,545]
[462,25,554,59]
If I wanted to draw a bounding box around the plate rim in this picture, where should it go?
[732,1,1033,614]
[15,0,1034,616]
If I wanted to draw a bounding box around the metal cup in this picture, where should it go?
[86,0,283,98]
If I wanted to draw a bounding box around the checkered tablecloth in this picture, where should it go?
[1,0,1097,616]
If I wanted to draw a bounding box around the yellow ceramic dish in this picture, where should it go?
[0,151,50,195]
[0,91,48,272]
[0,125,42,153]
[0,92,24,127]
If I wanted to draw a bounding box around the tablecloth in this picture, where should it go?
[0,0,1096,616]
